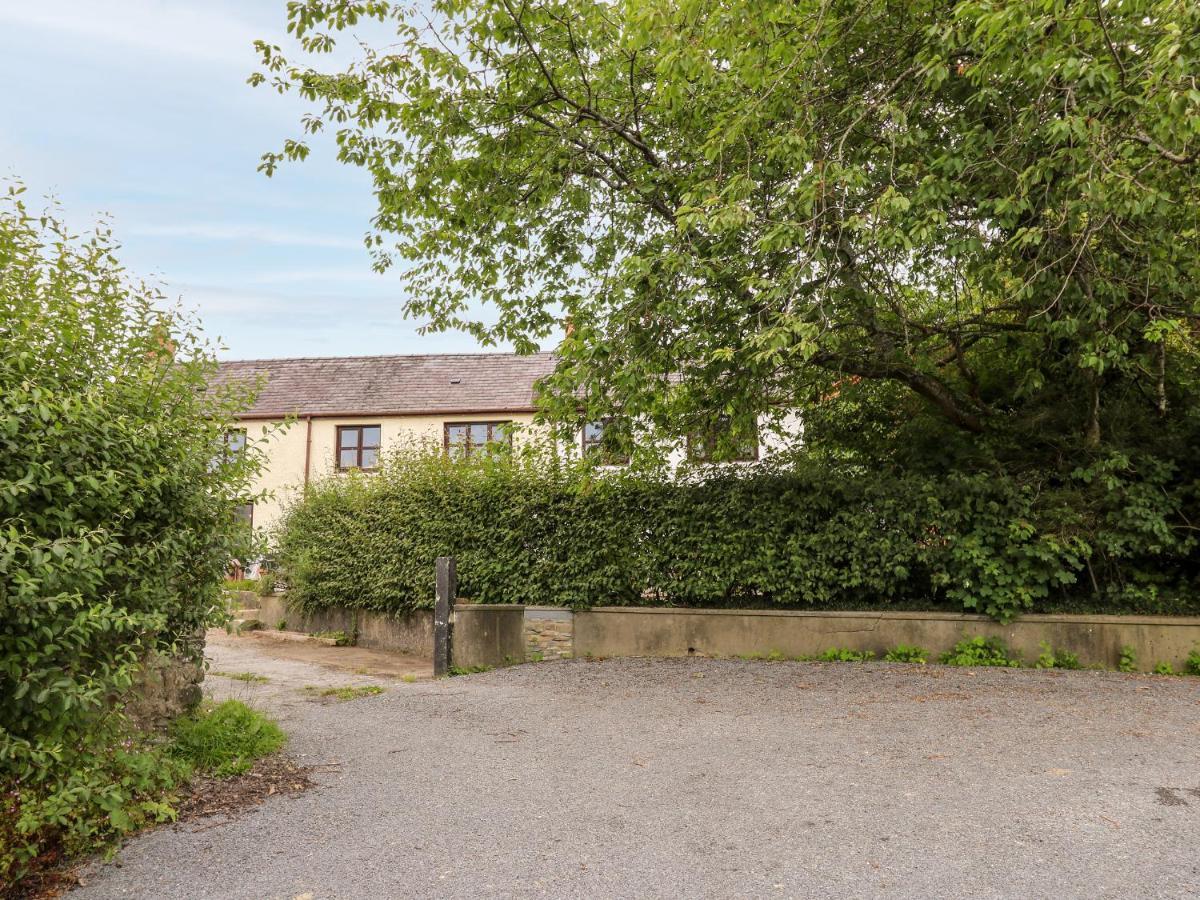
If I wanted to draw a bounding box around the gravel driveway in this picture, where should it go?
[75,643,1200,899]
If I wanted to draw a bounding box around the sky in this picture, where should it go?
[0,0,505,360]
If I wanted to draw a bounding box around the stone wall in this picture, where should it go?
[524,606,575,659]
[125,648,205,729]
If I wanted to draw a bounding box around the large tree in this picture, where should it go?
[254,0,1200,460]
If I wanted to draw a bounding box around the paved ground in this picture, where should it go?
[75,639,1200,899]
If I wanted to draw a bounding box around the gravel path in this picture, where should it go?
[75,646,1200,899]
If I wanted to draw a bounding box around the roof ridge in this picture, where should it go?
[217,350,556,365]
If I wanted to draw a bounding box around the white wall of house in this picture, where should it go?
[241,410,804,536]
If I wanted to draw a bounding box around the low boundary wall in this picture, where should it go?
[255,595,433,657]
[574,608,1200,670]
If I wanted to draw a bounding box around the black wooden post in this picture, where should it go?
[434,556,456,676]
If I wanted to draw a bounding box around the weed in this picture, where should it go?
[211,671,269,684]
[401,674,419,683]
[311,630,354,646]
[276,619,287,631]
[1034,642,1081,670]
[313,685,384,701]
[528,651,545,663]
[448,664,492,676]
[1118,645,1138,673]
[939,635,1021,668]
[814,647,875,662]
[1153,662,1176,676]
[1185,647,1200,676]
[170,700,285,777]
[884,645,928,664]
[237,618,265,633]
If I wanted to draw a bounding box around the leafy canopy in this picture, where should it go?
[254,0,1200,456]
[0,183,264,808]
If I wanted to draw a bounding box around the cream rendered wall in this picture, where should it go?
[241,412,541,534]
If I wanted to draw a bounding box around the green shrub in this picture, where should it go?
[170,701,285,777]
[1118,646,1138,673]
[1034,642,1081,670]
[1152,662,1176,676]
[884,645,928,664]
[0,189,265,887]
[276,446,1197,625]
[814,648,875,662]
[256,575,276,597]
[939,636,1021,668]
[224,579,258,592]
[1186,648,1200,677]
[1,724,189,884]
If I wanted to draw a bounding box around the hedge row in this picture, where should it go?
[274,449,1198,622]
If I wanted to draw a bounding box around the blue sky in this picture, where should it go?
[0,0,502,360]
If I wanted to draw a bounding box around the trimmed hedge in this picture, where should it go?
[275,449,1198,622]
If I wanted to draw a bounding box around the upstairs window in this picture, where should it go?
[212,428,247,470]
[337,425,381,471]
[687,416,759,463]
[582,419,630,466]
[445,421,512,459]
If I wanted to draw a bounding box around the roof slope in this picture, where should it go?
[214,352,558,419]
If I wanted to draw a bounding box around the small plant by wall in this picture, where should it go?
[884,645,929,664]
[939,636,1022,668]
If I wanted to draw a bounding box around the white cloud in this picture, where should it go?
[127,222,363,249]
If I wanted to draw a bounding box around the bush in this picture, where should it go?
[1187,648,1200,677]
[1,723,189,883]
[884,645,929,664]
[1034,643,1081,670]
[939,636,1022,668]
[0,188,263,886]
[277,444,1199,624]
[170,701,285,777]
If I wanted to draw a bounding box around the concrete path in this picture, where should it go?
[75,646,1200,899]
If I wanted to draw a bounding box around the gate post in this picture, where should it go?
[434,556,456,676]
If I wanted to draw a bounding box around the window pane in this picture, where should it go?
[226,430,246,455]
[339,427,359,449]
[339,448,358,469]
[361,448,379,469]
[583,422,603,445]
[362,426,381,448]
[469,423,489,446]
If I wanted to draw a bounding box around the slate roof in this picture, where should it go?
[213,352,559,419]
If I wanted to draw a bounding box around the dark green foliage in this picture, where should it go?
[884,645,929,664]
[170,701,285,777]
[277,448,1199,623]
[1,722,189,881]
[1118,646,1139,673]
[1187,649,1200,677]
[1152,662,1176,676]
[939,636,1022,668]
[0,189,264,886]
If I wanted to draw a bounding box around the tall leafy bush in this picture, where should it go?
[276,447,1198,623]
[0,186,262,881]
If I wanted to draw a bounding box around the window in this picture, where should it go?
[582,420,630,465]
[233,502,254,528]
[337,425,381,470]
[212,428,247,471]
[444,421,512,459]
[687,416,759,462]
[224,429,247,457]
